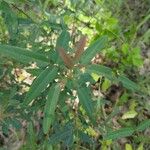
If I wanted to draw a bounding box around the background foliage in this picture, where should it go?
[0,0,150,150]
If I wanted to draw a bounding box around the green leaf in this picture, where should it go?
[49,123,73,146]
[26,122,37,150]
[44,141,53,150]
[10,118,22,129]
[23,67,58,106]
[104,107,120,124]
[0,1,18,39]
[137,143,144,150]
[55,30,71,64]
[134,135,150,143]
[122,110,138,119]
[43,83,61,134]
[78,130,93,144]
[125,144,133,150]
[130,47,143,67]
[103,127,135,140]
[136,120,150,132]
[56,30,70,50]
[2,122,9,135]
[91,73,100,81]
[101,79,111,92]
[86,64,114,80]
[80,35,108,64]
[0,44,49,65]
[118,75,139,91]
[77,86,94,121]
[121,43,129,55]
[26,68,44,77]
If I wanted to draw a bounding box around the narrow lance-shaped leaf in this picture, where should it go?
[43,83,61,134]
[0,1,18,38]
[86,64,114,80]
[56,30,70,50]
[0,44,49,65]
[74,36,87,61]
[77,86,94,121]
[136,120,150,132]
[55,30,71,64]
[80,35,108,64]
[103,127,135,140]
[26,122,37,150]
[23,67,58,106]
[118,75,140,91]
[57,47,74,68]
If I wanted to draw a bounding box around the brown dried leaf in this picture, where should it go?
[74,36,87,61]
[57,47,74,69]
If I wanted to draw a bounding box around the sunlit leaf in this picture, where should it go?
[91,73,100,81]
[85,126,98,137]
[101,139,112,150]
[137,143,144,150]
[125,144,133,150]
[101,79,111,92]
[122,110,138,119]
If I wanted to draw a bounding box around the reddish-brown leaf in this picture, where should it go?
[74,36,87,61]
[57,47,74,69]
